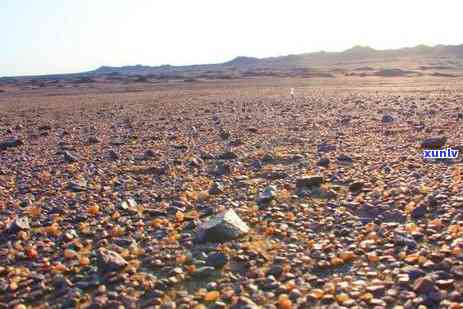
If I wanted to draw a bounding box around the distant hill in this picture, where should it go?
[84,43,463,76]
[2,44,463,81]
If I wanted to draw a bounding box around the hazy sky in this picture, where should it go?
[2,0,462,76]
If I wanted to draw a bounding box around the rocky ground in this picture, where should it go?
[1,76,463,308]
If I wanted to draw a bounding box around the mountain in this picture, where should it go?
[84,44,463,76]
[2,44,463,80]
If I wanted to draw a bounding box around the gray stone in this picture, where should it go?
[257,186,278,203]
[209,182,224,194]
[68,179,87,192]
[195,209,250,243]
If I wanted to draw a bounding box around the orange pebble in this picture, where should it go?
[26,248,38,259]
[278,295,293,309]
[204,291,220,302]
[79,256,90,266]
[87,205,100,215]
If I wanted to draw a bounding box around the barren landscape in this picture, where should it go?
[1,73,463,308]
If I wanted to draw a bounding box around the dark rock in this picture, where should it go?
[144,149,157,159]
[411,202,427,219]
[296,176,323,188]
[108,149,120,160]
[317,158,330,167]
[7,217,30,233]
[212,161,231,176]
[382,114,394,123]
[257,186,277,204]
[414,277,436,294]
[317,143,336,153]
[349,181,364,192]
[195,209,250,243]
[206,252,229,268]
[265,171,289,180]
[230,297,259,309]
[63,150,79,163]
[394,233,417,249]
[218,151,238,160]
[219,129,230,140]
[67,179,87,192]
[87,136,101,144]
[403,266,426,280]
[382,209,406,223]
[266,265,283,277]
[97,248,128,272]
[209,182,224,195]
[262,153,274,163]
[421,136,447,149]
[337,154,353,163]
[0,138,23,150]
[188,157,203,167]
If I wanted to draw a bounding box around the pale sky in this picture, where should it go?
[2,0,462,76]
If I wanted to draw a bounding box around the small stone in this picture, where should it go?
[8,217,30,233]
[218,151,238,160]
[382,114,394,123]
[296,176,323,188]
[206,252,229,268]
[97,248,128,272]
[212,161,231,176]
[231,296,259,309]
[209,182,224,195]
[68,179,87,192]
[414,277,435,294]
[349,181,364,192]
[87,136,101,144]
[411,203,427,219]
[191,266,216,278]
[108,149,120,160]
[0,138,23,150]
[317,143,336,153]
[63,150,79,163]
[336,154,353,163]
[257,186,278,203]
[317,158,330,167]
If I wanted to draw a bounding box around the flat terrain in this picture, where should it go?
[1,76,463,308]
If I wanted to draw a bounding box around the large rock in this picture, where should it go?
[421,136,447,149]
[195,209,250,243]
[0,138,23,150]
[97,248,128,272]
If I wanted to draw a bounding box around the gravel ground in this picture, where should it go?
[1,77,463,308]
